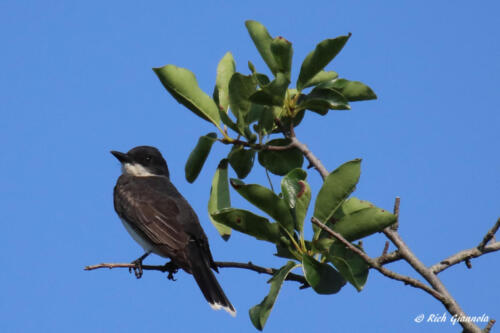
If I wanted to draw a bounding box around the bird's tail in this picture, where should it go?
[188,240,236,317]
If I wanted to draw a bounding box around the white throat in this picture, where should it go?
[123,163,155,177]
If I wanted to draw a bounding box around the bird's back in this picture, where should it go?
[114,174,215,272]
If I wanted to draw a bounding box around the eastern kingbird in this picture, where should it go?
[111,146,235,316]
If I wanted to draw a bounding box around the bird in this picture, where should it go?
[111,145,235,316]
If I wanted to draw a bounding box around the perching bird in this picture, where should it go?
[111,145,235,316]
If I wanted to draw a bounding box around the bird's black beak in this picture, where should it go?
[111,150,130,164]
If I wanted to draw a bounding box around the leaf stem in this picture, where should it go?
[265,168,275,193]
[280,226,304,256]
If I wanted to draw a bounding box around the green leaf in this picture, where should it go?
[245,20,279,75]
[207,159,232,240]
[311,237,334,254]
[301,70,338,89]
[331,207,397,241]
[230,179,294,233]
[317,79,377,101]
[213,52,236,112]
[211,208,281,243]
[332,197,374,222]
[246,103,266,125]
[281,169,311,232]
[254,106,275,136]
[281,169,307,209]
[228,73,257,136]
[248,62,271,88]
[310,238,368,291]
[298,87,350,115]
[153,65,220,127]
[227,146,255,179]
[313,159,361,226]
[296,34,351,91]
[327,242,369,292]
[302,255,346,294]
[249,261,298,331]
[258,138,304,176]
[249,72,290,107]
[270,36,293,80]
[274,244,297,260]
[185,133,217,183]
[219,108,240,134]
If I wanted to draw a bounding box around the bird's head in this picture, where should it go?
[111,146,169,177]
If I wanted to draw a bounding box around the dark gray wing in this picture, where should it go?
[113,175,189,266]
[113,175,214,271]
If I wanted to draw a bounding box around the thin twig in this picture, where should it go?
[215,262,308,287]
[376,250,402,266]
[430,241,500,274]
[478,218,500,251]
[84,261,309,288]
[382,241,390,256]
[310,217,443,300]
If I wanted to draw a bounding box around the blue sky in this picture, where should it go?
[1,1,499,332]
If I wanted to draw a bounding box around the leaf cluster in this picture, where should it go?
[154,20,393,330]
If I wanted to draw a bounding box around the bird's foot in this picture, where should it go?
[163,261,179,281]
[129,252,151,279]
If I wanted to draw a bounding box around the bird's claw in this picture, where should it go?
[163,261,179,281]
[129,252,151,279]
[130,259,144,279]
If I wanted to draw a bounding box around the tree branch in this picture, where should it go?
[375,250,402,266]
[312,197,498,332]
[289,136,329,180]
[431,242,500,274]
[269,118,330,180]
[478,218,500,251]
[431,218,500,274]
[215,261,308,288]
[84,261,309,288]
[311,217,443,300]
[383,198,483,333]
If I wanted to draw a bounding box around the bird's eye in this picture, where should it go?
[145,155,152,162]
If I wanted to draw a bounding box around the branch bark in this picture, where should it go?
[289,136,329,180]
[84,261,309,288]
[478,218,500,251]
